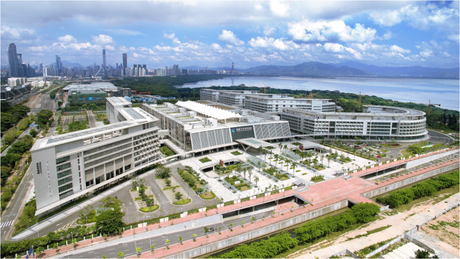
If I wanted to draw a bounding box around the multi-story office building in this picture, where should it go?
[244,94,336,113]
[103,49,107,77]
[106,97,133,123]
[31,107,160,216]
[200,89,336,112]
[8,43,19,77]
[142,101,292,152]
[279,105,427,140]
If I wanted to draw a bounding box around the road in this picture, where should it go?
[15,163,220,240]
[0,164,34,242]
[65,210,274,258]
[0,87,57,242]
[1,127,32,157]
[87,110,96,128]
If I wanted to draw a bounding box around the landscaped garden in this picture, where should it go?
[263,166,289,181]
[199,157,212,163]
[311,175,325,182]
[225,175,252,191]
[156,166,191,206]
[231,151,242,156]
[178,166,215,199]
[130,177,158,212]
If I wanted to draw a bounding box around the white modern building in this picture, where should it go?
[200,89,336,112]
[31,108,160,216]
[142,101,292,152]
[244,94,336,113]
[279,105,427,140]
[106,97,133,123]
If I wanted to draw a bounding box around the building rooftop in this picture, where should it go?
[283,105,425,116]
[107,97,132,106]
[176,101,242,120]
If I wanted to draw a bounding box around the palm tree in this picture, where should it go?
[248,168,253,183]
[255,176,259,187]
[292,162,297,176]
[278,143,283,154]
[179,236,183,245]
[165,239,170,249]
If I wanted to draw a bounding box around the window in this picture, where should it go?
[57,169,71,179]
[36,162,42,174]
[58,176,72,186]
[58,183,73,193]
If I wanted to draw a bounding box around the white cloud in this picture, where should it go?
[269,0,289,17]
[163,32,176,40]
[448,34,459,42]
[324,43,344,53]
[1,26,36,41]
[288,19,377,43]
[263,26,277,37]
[419,49,433,58]
[58,34,77,42]
[382,31,393,40]
[390,45,410,54]
[218,30,244,45]
[211,43,222,50]
[91,34,114,45]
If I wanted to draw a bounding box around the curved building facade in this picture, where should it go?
[280,105,427,140]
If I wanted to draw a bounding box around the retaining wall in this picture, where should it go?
[166,199,348,258]
[362,163,459,199]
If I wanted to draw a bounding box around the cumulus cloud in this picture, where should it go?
[91,34,114,45]
[218,30,244,45]
[288,19,377,43]
[369,3,459,32]
[269,0,289,17]
[163,32,176,40]
[58,34,77,42]
[390,45,410,54]
[1,26,36,41]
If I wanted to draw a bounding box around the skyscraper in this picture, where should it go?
[56,55,62,75]
[103,49,107,77]
[8,43,19,77]
[122,53,127,76]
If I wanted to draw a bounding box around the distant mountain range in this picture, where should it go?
[239,61,459,79]
[61,60,85,68]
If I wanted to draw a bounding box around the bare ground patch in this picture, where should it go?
[421,207,459,250]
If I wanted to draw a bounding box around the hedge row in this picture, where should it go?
[376,170,459,208]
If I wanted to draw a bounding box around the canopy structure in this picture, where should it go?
[176,101,241,122]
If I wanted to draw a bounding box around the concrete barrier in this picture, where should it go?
[361,163,459,199]
[165,200,349,258]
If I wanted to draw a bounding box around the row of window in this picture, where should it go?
[84,143,132,162]
[56,163,71,172]
[56,156,70,165]
[83,138,131,156]
[84,149,131,169]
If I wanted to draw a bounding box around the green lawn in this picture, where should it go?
[173,198,191,205]
[140,205,159,213]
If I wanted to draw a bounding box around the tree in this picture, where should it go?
[165,179,171,187]
[29,128,39,138]
[101,196,123,210]
[3,128,17,145]
[117,251,124,258]
[165,239,170,249]
[179,236,183,245]
[255,177,259,187]
[175,192,183,201]
[136,246,141,256]
[156,166,171,179]
[229,223,233,231]
[150,244,155,253]
[193,233,197,242]
[95,209,125,234]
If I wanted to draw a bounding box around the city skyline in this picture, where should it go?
[1,1,459,69]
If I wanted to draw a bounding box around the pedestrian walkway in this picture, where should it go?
[1,220,14,229]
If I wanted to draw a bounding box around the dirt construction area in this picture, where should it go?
[291,191,460,258]
[421,206,459,250]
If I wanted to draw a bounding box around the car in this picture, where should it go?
[208,227,214,232]
[377,155,382,158]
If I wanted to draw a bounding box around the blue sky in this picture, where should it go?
[1,0,459,69]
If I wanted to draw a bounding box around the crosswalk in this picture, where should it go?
[0,220,14,229]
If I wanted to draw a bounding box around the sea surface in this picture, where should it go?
[178,76,460,111]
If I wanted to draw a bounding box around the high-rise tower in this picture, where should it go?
[55,55,62,75]
[8,43,19,77]
[122,53,127,76]
[103,49,107,77]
